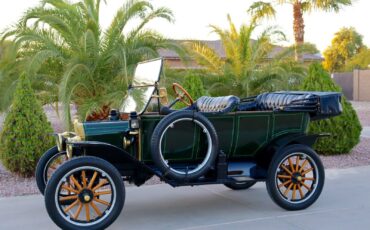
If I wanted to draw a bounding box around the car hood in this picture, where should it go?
[83,120,129,137]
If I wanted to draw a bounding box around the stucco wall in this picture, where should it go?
[354,70,370,101]
[332,72,353,100]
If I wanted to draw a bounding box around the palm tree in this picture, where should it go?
[186,15,307,97]
[1,0,179,125]
[251,0,352,45]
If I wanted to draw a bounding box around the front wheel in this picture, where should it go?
[44,156,125,230]
[266,144,324,210]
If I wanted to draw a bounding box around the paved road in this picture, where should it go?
[1,166,370,230]
[362,127,370,138]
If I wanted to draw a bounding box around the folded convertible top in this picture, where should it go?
[239,91,342,120]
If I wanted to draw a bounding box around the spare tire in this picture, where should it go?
[150,110,219,181]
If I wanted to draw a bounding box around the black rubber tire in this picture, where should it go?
[266,144,325,211]
[36,146,64,195]
[150,110,219,181]
[224,181,257,190]
[44,156,125,230]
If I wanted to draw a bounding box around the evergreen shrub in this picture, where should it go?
[0,74,54,176]
[301,63,362,155]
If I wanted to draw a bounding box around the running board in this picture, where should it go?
[227,162,267,180]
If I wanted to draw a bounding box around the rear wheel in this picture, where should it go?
[224,181,257,190]
[36,146,68,195]
[44,156,124,230]
[266,144,324,210]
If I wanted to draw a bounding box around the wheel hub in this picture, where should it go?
[78,189,94,203]
[291,172,303,184]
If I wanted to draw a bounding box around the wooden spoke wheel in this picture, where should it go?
[266,144,324,210]
[44,157,124,230]
[172,83,194,106]
[36,146,68,195]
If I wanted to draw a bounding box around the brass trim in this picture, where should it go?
[73,119,85,140]
[123,137,131,149]
[66,144,73,159]
[138,129,142,161]
[129,130,139,135]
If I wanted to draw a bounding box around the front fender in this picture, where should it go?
[69,141,156,182]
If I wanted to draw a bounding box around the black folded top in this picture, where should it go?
[239,91,342,120]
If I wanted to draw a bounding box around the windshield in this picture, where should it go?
[120,58,162,114]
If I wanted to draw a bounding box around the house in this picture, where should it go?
[158,40,323,69]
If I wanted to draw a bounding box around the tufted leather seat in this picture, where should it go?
[255,92,318,111]
[196,96,240,114]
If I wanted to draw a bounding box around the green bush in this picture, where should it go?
[173,73,207,109]
[0,74,54,176]
[301,63,362,155]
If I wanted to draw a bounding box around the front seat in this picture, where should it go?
[196,96,240,114]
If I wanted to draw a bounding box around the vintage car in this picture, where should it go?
[37,58,342,230]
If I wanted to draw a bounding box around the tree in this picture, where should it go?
[0,74,54,176]
[323,27,365,72]
[1,0,179,125]
[186,14,308,97]
[251,0,352,45]
[344,48,370,71]
[301,63,361,155]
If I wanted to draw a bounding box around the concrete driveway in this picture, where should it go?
[1,165,370,230]
[362,127,370,138]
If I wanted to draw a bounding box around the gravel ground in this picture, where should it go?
[351,101,370,126]
[0,101,369,197]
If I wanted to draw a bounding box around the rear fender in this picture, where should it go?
[257,133,327,168]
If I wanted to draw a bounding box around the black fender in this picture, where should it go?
[69,141,156,185]
[256,133,327,168]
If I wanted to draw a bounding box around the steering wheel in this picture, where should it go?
[172,83,194,106]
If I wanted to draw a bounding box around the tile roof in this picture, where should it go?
[158,39,323,61]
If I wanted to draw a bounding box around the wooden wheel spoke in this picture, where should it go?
[59,195,78,201]
[303,177,315,181]
[70,175,83,191]
[49,165,57,170]
[298,184,304,199]
[292,184,297,200]
[300,159,308,172]
[94,190,112,196]
[295,156,300,171]
[91,201,102,216]
[85,204,90,222]
[81,170,87,188]
[64,200,79,213]
[301,182,311,191]
[94,197,111,206]
[88,171,98,189]
[277,174,291,179]
[302,167,313,175]
[278,180,292,188]
[73,202,83,220]
[62,184,79,194]
[283,183,294,197]
[281,165,293,175]
[288,158,294,172]
[92,179,108,192]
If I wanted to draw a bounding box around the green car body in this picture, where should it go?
[82,111,309,163]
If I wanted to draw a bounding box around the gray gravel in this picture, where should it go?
[0,101,369,197]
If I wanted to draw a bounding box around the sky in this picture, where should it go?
[0,0,369,53]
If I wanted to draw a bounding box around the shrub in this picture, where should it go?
[0,74,54,176]
[301,63,362,155]
[182,73,207,100]
[172,73,207,109]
